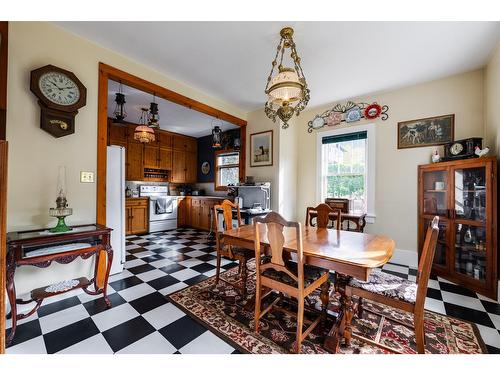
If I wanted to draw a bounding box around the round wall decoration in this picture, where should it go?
[364,103,382,120]
[201,161,211,175]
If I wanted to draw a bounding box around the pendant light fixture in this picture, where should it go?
[264,27,310,129]
[211,118,223,149]
[148,93,160,129]
[112,81,127,124]
[134,107,156,143]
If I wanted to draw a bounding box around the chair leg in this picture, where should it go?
[215,252,222,286]
[240,258,248,296]
[357,297,364,318]
[254,276,262,333]
[294,297,305,354]
[414,315,425,354]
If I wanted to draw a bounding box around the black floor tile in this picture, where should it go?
[481,299,500,315]
[43,317,99,354]
[147,275,180,290]
[486,344,500,354]
[141,255,164,263]
[408,268,418,276]
[125,254,137,261]
[439,282,478,298]
[37,296,81,318]
[82,293,127,316]
[158,315,207,349]
[151,247,170,254]
[129,292,169,314]
[6,319,42,347]
[183,274,209,286]
[176,247,195,254]
[127,247,148,254]
[443,302,495,328]
[426,287,443,300]
[102,316,155,352]
[109,276,143,291]
[191,263,216,274]
[197,254,216,262]
[160,263,187,274]
[167,254,190,262]
[222,262,238,270]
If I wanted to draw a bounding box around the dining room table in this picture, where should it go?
[221,224,395,353]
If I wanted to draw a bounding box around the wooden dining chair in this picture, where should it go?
[345,216,439,354]
[253,212,330,353]
[305,203,342,229]
[213,199,254,296]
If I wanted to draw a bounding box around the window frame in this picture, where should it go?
[316,123,376,223]
[214,149,240,191]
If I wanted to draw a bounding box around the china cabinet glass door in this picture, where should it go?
[424,217,448,268]
[422,169,448,217]
[452,165,489,283]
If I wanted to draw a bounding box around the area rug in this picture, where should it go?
[167,263,487,354]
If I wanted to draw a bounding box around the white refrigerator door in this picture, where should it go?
[106,145,126,275]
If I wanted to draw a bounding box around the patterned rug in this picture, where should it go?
[167,263,487,354]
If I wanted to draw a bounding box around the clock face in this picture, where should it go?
[450,142,464,155]
[38,72,80,106]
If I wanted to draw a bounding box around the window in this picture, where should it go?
[215,151,240,189]
[317,124,375,221]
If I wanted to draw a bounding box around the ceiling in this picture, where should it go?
[58,22,500,112]
[108,80,238,138]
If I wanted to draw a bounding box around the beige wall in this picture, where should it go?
[485,44,500,160]
[296,69,485,252]
[6,22,246,297]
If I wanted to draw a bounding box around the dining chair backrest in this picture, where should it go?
[213,199,242,233]
[305,203,335,229]
[415,216,439,308]
[254,212,305,289]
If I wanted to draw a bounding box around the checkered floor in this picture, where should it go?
[5,228,500,354]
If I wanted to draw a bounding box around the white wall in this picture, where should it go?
[295,70,485,252]
[485,44,500,160]
[6,22,246,298]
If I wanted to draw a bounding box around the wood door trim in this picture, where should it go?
[0,141,8,353]
[97,63,247,226]
[0,22,8,141]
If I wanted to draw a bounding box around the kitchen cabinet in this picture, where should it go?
[159,147,172,170]
[418,156,497,299]
[108,120,128,147]
[177,197,187,227]
[173,134,197,152]
[126,141,144,181]
[126,198,149,235]
[171,149,197,183]
[181,197,223,231]
[144,145,159,169]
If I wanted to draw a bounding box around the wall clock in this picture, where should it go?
[30,65,87,138]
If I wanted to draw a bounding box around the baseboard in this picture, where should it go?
[389,248,418,268]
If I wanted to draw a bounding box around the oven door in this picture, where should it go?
[149,197,178,221]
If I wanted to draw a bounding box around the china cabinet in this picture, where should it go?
[418,157,497,299]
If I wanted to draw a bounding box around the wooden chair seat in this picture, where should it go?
[262,260,329,289]
[348,268,417,304]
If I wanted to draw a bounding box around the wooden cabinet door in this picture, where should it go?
[144,145,159,169]
[130,205,148,234]
[125,206,133,235]
[158,131,173,149]
[108,121,128,145]
[177,198,186,227]
[190,198,201,228]
[185,151,197,183]
[126,141,144,181]
[185,137,197,153]
[171,150,186,183]
[159,147,173,170]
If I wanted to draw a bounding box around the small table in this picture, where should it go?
[308,210,367,232]
[5,224,113,346]
[222,225,394,353]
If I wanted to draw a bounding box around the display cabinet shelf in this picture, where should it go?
[418,157,497,299]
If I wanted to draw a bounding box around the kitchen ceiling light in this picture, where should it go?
[148,93,160,129]
[264,27,310,129]
[212,119,223,149]
[112,81,127,124]
[134,107,155,143]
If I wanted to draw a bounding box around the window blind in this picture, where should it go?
[321,131,367,145]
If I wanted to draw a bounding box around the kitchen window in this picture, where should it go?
[215,151,240,190]
[317,124,376,222]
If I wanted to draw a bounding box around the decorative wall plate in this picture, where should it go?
[201,161,210,175]
[307,101,389,133]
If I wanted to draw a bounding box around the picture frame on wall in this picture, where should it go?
[250,130,273,167]
[397,114,454,149]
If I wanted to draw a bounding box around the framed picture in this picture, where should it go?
[250,130,273,167]
[397,114,454,149]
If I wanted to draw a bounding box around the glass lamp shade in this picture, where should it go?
[56,165,67,201]
[148,102,160,128]
[212,126,222,148]
[134,125,156,143]
[267,67,304,105]
[113,92,127,123]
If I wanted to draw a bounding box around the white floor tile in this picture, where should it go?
[77,286,117,304]
[424,298,446,315]
[6,336,47,354]
[427,279,441,290]
[91,302,140,332]
[178,258,204,268]
[142,303,186,330]
[441,291,486,312]
[58,333,113,354]
[126,244,141,250]
[132,251,156,259]
[38,304,90,334]
[382,263,409,274]
[475,324,500,348]
[5,311,39,329]
[159,282,189,296]
[179,331,235,354]
[149,258,175,269]
[203,269,217,277]
[169,268,201,281]
[117,282,156,301]
[125,258,146,268]
[108,269,134,282]
[184,250,206,258]
[117,331,177,354]
[488,312,500,330]
[136,269,168,282]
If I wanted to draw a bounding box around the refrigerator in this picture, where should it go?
[106,145,126,275]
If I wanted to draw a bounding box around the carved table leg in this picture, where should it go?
[320,280,331,325]
[103,248,113,308]
[6,257,17,346]
[343,293,355,347]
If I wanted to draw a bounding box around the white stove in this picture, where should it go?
[139,185,178,232]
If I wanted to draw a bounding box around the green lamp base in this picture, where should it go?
[49,216,73,233]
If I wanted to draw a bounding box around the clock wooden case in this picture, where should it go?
[30,65,87,138]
